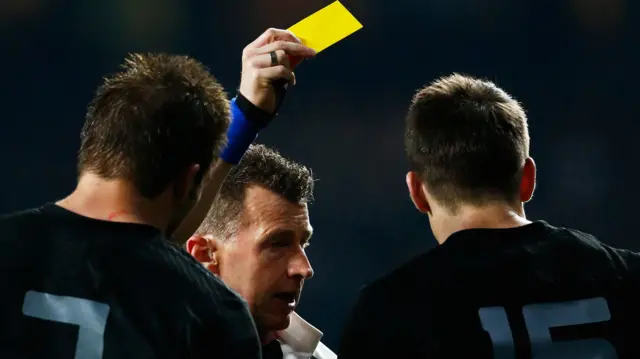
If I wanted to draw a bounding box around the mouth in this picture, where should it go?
[273,292,298,308]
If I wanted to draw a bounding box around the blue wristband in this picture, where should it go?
[220,97,261,165]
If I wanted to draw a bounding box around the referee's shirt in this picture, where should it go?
[265,312,336,359]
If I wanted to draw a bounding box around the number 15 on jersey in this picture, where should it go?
[479,297,618,359]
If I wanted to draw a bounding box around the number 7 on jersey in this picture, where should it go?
[22,290,110,359]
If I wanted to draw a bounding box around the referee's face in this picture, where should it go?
[218,186,314,333]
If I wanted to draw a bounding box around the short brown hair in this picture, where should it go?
[404,73,530,211]
[78,53,230,199]
[196,144,314,240]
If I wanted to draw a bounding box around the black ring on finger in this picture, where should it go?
[269,51,278,66]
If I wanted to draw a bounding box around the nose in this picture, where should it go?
[289,249,314,280]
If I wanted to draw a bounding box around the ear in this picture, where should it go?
[520,157,537,203]
[406,171,431,214]
[173,163,201,202]
[186,234,221,275]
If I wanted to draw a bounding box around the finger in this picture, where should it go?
[277,73,297,87]
[249,28,301,49]
[258,65,295,83]
[247,50,290,70]
[289,56,304,69]
[254,41,316,58]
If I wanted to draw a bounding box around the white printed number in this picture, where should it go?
[22,290,110,359]
[479,297,618,359]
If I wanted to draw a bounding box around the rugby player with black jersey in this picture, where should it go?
[0,28,315,359]
[339,74,640,359]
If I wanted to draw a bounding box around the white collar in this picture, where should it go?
[276,312,336,359]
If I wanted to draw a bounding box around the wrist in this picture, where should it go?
[219,96,261,165]
[235,92,275,128]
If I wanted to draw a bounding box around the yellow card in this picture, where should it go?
[287,1,363,54]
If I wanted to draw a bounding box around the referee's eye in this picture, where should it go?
[270,238,290,248]
[265,231,294,248]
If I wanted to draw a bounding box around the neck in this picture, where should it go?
[261,330,277,345]
[57,172,171,231]
[431,202,531,244]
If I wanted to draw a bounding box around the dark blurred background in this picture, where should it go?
[1,0,638,349]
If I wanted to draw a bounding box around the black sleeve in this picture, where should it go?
[339,286,387,359]
[187,295,262,359]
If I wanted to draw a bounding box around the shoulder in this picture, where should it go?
[540,221,640,278]
[147,239,247,306]
[0,206,46,227]
[340,252,436,358]
[147,240,255,332]
[554,221,639,253]
[537,220,613,249]
[543,221,603,245]
[363,250,435,299]
[139,241,260,357]
[349,250,435,324]
[0,206,50,248]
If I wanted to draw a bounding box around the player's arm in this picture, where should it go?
[171,158,232,243]
[172,28,316,244]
